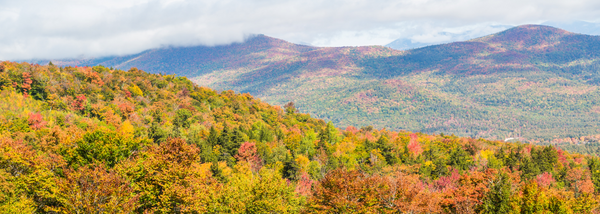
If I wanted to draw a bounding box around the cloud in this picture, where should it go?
[2,0,600,60]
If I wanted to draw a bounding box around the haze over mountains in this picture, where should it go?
[31,25,600,141]
[386,21,600,50]
[384,24,514,50]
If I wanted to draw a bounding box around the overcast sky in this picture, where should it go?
[2,0,600,60]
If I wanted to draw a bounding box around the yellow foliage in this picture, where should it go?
[0,195,37,214]
[369,149,386,166]
[295,155,310,172]
[334,139,356,157]
[480,149,494,160]
[193,163,214,180]
[284,133,302,151]
[217,161,232,178]
[128,84,144,97]
[119,120,134,137]
[423,160,436,170]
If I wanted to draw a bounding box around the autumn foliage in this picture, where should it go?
[0,61,599,213]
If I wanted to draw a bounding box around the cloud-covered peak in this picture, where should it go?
[3,0,600,60]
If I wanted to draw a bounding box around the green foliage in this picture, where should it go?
[63,130,146,168]
[482,173,513,214]
[588,157,600,193]
[448,145,473,171]
[173,109,192,128]
[1,61,599,212]
[318,121,340,147]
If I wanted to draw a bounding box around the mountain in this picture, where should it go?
[384,37,436,50]
[30,25,600,142]
[384,24,513,50]
[37,35,319,78]
[1,61,600,212]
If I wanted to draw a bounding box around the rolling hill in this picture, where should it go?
[1,61,599,212]
[31,25,600,142]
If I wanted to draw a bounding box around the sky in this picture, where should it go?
[2,0,600,60]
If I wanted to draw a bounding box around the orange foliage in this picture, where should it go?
[50,164,137,213]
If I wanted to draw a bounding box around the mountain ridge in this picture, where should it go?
[25,25,600,141]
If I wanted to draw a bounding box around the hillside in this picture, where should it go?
[39,35,320,77]
[1,61,600,213]
[32,25,600,143]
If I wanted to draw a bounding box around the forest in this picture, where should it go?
[1,61,600,213]
[36,26,600,143]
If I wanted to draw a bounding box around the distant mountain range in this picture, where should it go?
[385,24,514,50]
[385,21,600,51]
[29,25,600,141]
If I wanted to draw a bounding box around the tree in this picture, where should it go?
[318,121,340,148]
[448,145,473,171]
[62,130,146,168]
[375,135,398,165]
[587,157,600,193]
[49,164,137,213]
[173,109,192,129]
[284,101,297,115]
[520,181,550,214]
[482,173,513,214]
[235,142,262,173]
[120,138,211,213]
[308,169,391,213]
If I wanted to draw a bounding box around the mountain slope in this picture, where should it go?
[1,61,600,213]
[32,25,600,142]
[47,35,319,77]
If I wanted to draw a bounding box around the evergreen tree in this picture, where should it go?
[482,173,513,214]
[448,145,473,171]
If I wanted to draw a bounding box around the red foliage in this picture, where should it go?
[235,142,262,172]
[345,126,358,134]
[72,95,87,111]
[535,172,555,188]
[54,164,138,213]
[22,72,32,97]
[407,133,422,156]
[118,102,135,118]
[435,168,460,191]
[363,131,376,142]
[392,171,442,213]
[28,112,47,130]
[439,169,494,213]
[556,147,567,165]
[295,172,314,197]
[566,168,595,194]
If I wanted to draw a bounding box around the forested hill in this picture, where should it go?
[35,35,322,77]
[29,25,600,143]
[2,61,600,212]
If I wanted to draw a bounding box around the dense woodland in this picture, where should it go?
[1,61,600,213]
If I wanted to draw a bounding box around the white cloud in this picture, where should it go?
[2,0,600,60]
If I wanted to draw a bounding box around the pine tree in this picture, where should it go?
[482,173,513,213]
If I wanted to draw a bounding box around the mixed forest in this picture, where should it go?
[35,25,600,143]
[2,61,600,213]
